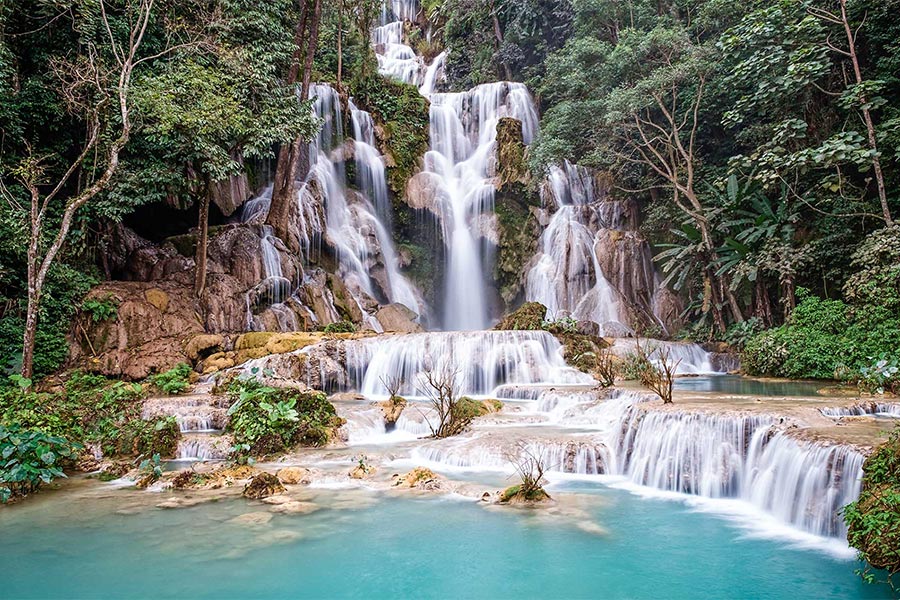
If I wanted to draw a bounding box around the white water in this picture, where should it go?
[821,401,900,418]
[526,162,625,331]
[609,338,718,374]
[344,330,592,397]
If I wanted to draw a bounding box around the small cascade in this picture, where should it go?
[526,162,624,331]
[608,338,719,374]
[338,402,434,444]
[142,390,232,461]
[820,402,900,418]
[343,330,594,397]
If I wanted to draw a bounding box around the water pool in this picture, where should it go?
[674,375,829,397]
[0,478,890,599]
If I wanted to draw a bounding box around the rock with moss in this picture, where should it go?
[495,302,548,331]
[243,472,286,499]
[392,467,446,491]
[498,484,553,506]
[844,426,900,580]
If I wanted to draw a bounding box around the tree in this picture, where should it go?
[2,0,184,380]
[808,0,893,225]
[266,0,325,246]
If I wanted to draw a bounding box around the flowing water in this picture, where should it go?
[0,480,888,599]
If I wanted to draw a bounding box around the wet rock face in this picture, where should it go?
[495,117,529,187]
[375,303,423,332]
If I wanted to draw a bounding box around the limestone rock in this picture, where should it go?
[276,467,311,485]
[243,472,286,499]
[375,303,423,333]
[184,334,225,361]
[269,501,320,515]
[495,302,547,331]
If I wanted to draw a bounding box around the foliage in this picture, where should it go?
[744,290,900,380]
[226,377,343,456]
[0,370,180,462]
[541,316,577,335]
[855,355,900,395]
[0,424,80,503]
[495,302,547,331]
[81,296,119,323]
[843,425,900,585]
[323,320,357,334]
[350,73,430,192]
[149,363,193,396]
[722,318,764,350]
[501,441,551,504]
[136,453,163,488]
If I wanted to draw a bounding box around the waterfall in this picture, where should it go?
[343,330,593,397]
[820,402,900,418]
[608,338,719,374]
[425,82,539,329]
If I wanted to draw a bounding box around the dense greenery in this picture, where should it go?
[225,377,344,456]
[843,425,900,584]
[0,371,178,459]
[350,73,431,193]
[149,363,193,395]
[743,289,900,381]
[0,424,81,503]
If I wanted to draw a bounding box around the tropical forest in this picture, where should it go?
[1,0,899,597]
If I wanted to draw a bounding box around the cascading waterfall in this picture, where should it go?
[526,162,624,330]
[820,402,900,418]
[374,6,538,329]
[344,330,593,397]
[426,82,539,329]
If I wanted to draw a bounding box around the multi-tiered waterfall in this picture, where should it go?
[228,0,871,548]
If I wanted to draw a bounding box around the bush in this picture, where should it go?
[0,371,178,462]
[1,424,81,503]
[542,316,578,335]
[226,378,344,457]
[150,363,193,395]
[495,302,547,331]
[350,73,430,193]
[843,425,900,584]
[323,320,356,334]
[743,290,900,380]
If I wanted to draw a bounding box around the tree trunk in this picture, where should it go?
[838,0,892,225]
[194,187,210,298]
[754,278,773,327]
[21,291,39,381]
[267,0,322,246]
[781,277,796,321]
[336,0,343,93]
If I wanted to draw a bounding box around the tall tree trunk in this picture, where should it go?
[838,0,892,225]
[194,185,210,298]
[754,278,773,327]
[267,0,322,247]
[336,0,343,93]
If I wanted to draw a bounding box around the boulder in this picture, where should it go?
[375,303,423,333]
[276,467,311,485]
[243,472,286,499]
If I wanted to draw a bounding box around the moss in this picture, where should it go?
[496,118,529,186]
[495,302,547,331]
[351,73,429,194]
[556,332,608,374]
[844,427,900,579]
[499,484,551,504]
[493,182,542,305]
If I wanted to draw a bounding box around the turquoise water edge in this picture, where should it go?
[0,476,892,599]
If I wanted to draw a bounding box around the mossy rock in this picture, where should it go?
[242,472,285,499]
[264,332,321,355]
[845,427,900,576]
[184,334,225,361]
[235,332,278,350]
[496,117,529,186]
[499,484,552,505]
[495,302,547,331]
[144,289,170,313]
[556,332,609,373]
